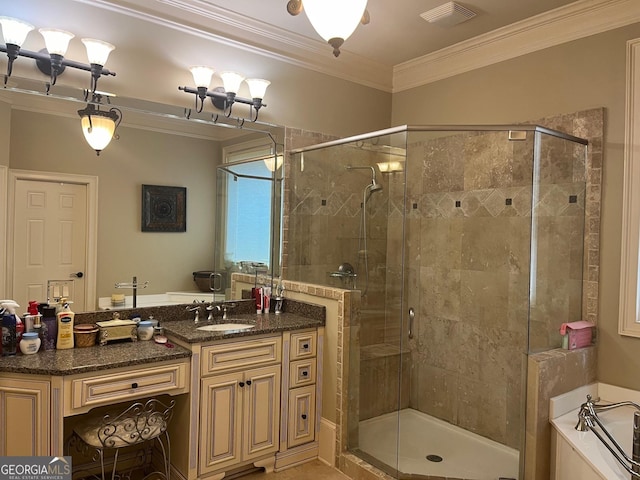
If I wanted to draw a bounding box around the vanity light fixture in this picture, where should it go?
[179,66,270,122]
[0,16,116,92]
[287,0,370,57]
[77,94,122,156]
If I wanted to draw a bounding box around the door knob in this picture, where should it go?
[70,272,84,278]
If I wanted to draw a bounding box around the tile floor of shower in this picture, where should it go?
[357,409,520,480]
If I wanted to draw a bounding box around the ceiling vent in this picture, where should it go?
[420,2,477,27]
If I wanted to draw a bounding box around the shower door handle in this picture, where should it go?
[408,307,415,339]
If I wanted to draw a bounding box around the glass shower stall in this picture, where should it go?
[286,125,588,479]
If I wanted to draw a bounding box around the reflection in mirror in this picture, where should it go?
[213,144,283,300]
[1,76,284,312]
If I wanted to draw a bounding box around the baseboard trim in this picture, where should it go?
[319,418,337,467]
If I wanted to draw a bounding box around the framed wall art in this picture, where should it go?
[141,184,186,232]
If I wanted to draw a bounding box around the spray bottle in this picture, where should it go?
[56,299,75,349]
[1,301,21,356]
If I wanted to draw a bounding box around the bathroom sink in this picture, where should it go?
[196,323,255,332]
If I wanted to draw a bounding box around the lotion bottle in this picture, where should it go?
[56,300,75,349]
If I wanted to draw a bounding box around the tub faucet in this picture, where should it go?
[575,394,640,477]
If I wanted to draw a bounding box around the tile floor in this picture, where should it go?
[239,460,350,480]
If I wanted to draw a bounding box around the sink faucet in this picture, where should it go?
[187,305,201,324]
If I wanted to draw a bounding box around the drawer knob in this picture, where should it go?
[301,414,307,420]
[302,370,308,376]
[246,380,252,386]
[302,343,309,349]
[131,382,138,389]
[239,381,245,387]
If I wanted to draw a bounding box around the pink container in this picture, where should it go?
[560,321,595,350]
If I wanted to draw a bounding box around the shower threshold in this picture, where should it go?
[357,408,519,480]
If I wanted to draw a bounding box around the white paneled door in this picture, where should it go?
[12,179,87,312]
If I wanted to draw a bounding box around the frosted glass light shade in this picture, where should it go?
[220,71,244,94]
[39,28,74,56]
[264,155,283,172]
[190,66,214,88]
[82,38,114,66]
[0,17,34,46]
[246,78,270,99]
[302,0,367,42]
[80,114,116,152]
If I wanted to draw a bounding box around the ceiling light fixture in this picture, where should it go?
[179,66,270,122]
[77,94,122,156]
[0,16,116,92]
[287,0,370,57]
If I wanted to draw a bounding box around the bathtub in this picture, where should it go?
[358,408,520,480]
[551,383,640,480]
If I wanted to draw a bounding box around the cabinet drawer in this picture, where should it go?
[289,331,316,361]
[201,336,282,376]
[70,361,189,412]
[289,358,316,388]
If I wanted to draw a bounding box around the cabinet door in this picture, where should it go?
[200,372,243,475]
[0,377,50,456]
[243,365,281,461]
[288,385,316,448]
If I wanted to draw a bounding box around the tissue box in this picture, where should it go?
[560,321,595,350]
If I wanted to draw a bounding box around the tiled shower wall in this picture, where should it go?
[399,129,586,449]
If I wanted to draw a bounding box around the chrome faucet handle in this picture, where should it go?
[222,302,237,321]
[187,305,202,324]
[206,304,222,322]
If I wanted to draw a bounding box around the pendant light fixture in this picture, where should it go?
[77,97,122,156]
[287,0,369,57]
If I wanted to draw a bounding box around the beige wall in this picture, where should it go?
[9,109,219,302]
[0,100,10,167]
[391,23,640,390]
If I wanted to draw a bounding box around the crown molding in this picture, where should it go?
[393,0,640,92]
[80,0,394,92]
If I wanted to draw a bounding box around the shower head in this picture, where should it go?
[346,165,383,193]
[369,178,383,193]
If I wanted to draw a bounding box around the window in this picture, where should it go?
[619,38,640,336]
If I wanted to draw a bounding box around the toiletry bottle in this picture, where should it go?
[56,300,75,349]
[1,301,19,356]
[24,300,41,333]
[39,304,57,350]
[255,287,263,314]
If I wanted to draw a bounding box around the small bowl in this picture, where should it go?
[74,324,99,348]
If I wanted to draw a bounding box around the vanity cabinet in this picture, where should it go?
[199,336,282,478]
[0,375,50,456]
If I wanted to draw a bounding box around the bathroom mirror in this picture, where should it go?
[1,76,284,312]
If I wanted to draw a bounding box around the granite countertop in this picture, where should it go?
[162,312,325,344]
[0,340,191,376]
